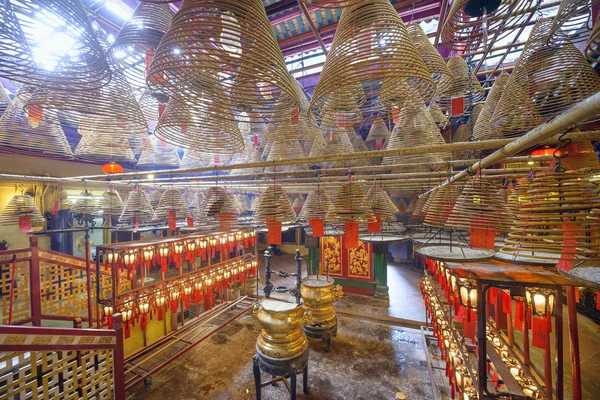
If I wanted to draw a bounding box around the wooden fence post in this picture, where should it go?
[29,236,42,326]
[113,313,126,400]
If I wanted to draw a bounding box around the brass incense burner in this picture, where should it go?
[301,275,343,351]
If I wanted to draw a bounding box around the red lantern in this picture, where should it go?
[102,162,124,174]
[530,147,560,157]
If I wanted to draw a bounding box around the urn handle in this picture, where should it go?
[302,309,314,326]
[252,303,262,316]
[331,284,344,302]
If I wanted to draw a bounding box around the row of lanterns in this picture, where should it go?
[102,255,258,338]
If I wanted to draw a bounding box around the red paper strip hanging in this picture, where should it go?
[596,293,600,310]
[501,291,512,314]
[167,210,177,231]
[532,315,550,349]
[556,223,577,272]
[267,219,282,245]
[367,217,381,233]
[309,219,324,237]
[375,138,383,150]
[451,96,464,117]
[187,217,194,227]
[469,218,495,250]
[134,216,140,233]
[345,222,359,248]
[52,201,59,215]
[18,216,32,233]
[462,310,476,340]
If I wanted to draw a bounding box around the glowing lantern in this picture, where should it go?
[102,162,124,174]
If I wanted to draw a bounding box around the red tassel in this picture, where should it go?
[158,307,164,321]
[141,314,147,331]
[375,138,383,150]
[532,315,550,349]
[170,300,178,313]
[161,258,167,272]
[124,321,130,338]
[187,217,194,227]
[556,223,577,272]
[107,315,113,330]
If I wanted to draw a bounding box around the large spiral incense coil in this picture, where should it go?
[146,189,162,210]
[0,0,110,90]
[0,194,44,228]
[326,182,376,224]
[383,105,449,170]
[407,24,454,96]
[0,89,73,159]
[309,128,358,168]
[423,185,462,228]
[253,184,296,225]
[585,14,600,64]
[154,189,191,220]
[107,2,173,89]
[452,103,483,160]
[153,94,245,154]
[299,0,361,7]
[428,101,448,127]
[99,188,124,221]
[70,189,99,217]
[366,186,399,222]
[437,56,484,112]
[299,186,332,221]
[499,168,600,263]
[266,138,307,166]
[0,83,11,115]
[441,0,534,52]
[74,131,137,163]
[308,0,436,128]
[146,0,298,125]
[137,135,181,168]
[119,187,155,225]
[138,90,163,131]
[548,0,599,45]
[491,19,600,137]
[473,72,510,141]
[446,176,513,233]
[292,77,310,114]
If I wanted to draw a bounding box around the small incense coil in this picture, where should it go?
[365,118,390,144]
[153,94,245,154]
[446,176,513,232]
[383,105,449,170]
[119,187,155,224]
[74,130,137,163]
[473,72,510,141]
[437,56,484,111]
[452,103,483,160]
[138,90,165,131]
[0,89,73,159]
[491,19,600,137]
[154,189,191,220]
[52,185,72,211]
[308,0,435,128]
[196,187,237,227]
[137,135,181,168]
[299,187,332,221]
[309,128,359,168]
[548,0,599,45]
[317,85,365,129]
[107,2,173,89]
[0,0,110,90]
[499,168,600,263]
[396,197,408,215]
[428,101,448,127]
[0,194,44,228]
[99,188,124,220]
[423,185,462,228]
[585,14,600,64]
[146,189,162,210]
[71,189,99,217]
[253,185,296,225]
[407,24,454,96]
[146,0,298,125]
[366,186,399,222]
[183,188,200,219]
[441,0,534,52]
[411,194,430,221]
[326,182,376,224]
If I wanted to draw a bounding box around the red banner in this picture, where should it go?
[556,223,577,272]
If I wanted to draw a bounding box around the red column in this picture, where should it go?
[113,313,126,400]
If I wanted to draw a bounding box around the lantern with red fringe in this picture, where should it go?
[158,244,170,274]
[121,305,134,339]
[105,251,119,271]
[155,291,167,321]
[219,234,228,255]
[204,275,214,310]
[228,233,236,253]
[169,285,180,313]
[102,302,114,329]
[235,231,243,244]
[182,283,193,308]
[173,243,184,269]
[209,236,218,258]
[251,260,258,276]
[196,238,208,260]
[185,240,197,267]
[194,278,203,303]
[122,250,137,283]
[142,247,154,270]
[138,297,150,331]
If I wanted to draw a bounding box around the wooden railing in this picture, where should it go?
[0,314,126,400]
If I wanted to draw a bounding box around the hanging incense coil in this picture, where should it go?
[0,89,73,159]
[441,0,534,52]
[437,56,484,112]
[491,19,600,137]
[154,189,191,221]
[52,184,72,211]
[308,0,436,128]
[317,85,365,129]
[407,24,454,96]
[548,0,599,45]
[499,168,600,263]
[146,189,162,210]
[383,105,449,170]
[74,130,137,163]
[107,2,173,89]
[446,176,513,233]
[428,101,448,127]
[197,186,240,228]
[452,103,483,160]
[0,0,110,90]
[137,135,181,168]
[253,185,296,226]
[99,188,124,221]
[0,83,11,116]
[366,186,399,222]
[423,185,462,228]
[299,187,332,221]
[120,187,155,225]
[326,182,376,224]
[138,90,164,131]
[299,0,361,7]
[411,193,430,221]
[71,189,99,218]
[153,94,245,154]
[396,197,408,215]
[147,0,298,125]
[473,72,510,141]
[365,118,390,145]
[309,128,359,168]
[0,194,44,228]
[585,14,600,64]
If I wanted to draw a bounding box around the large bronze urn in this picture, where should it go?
[300,276,343,351]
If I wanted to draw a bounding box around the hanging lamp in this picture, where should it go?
[299,186,332,238]
[107,1,173,89]
[326,181,376,248]
[0,192,44,232]
[154,188,192,230]
[491,18,600,137]
[0,0,110,90]
[308,0,436,128]
[473,72,510,141]
[253,185,296,245]
[146,0,298,125]
[119,186,155,229]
